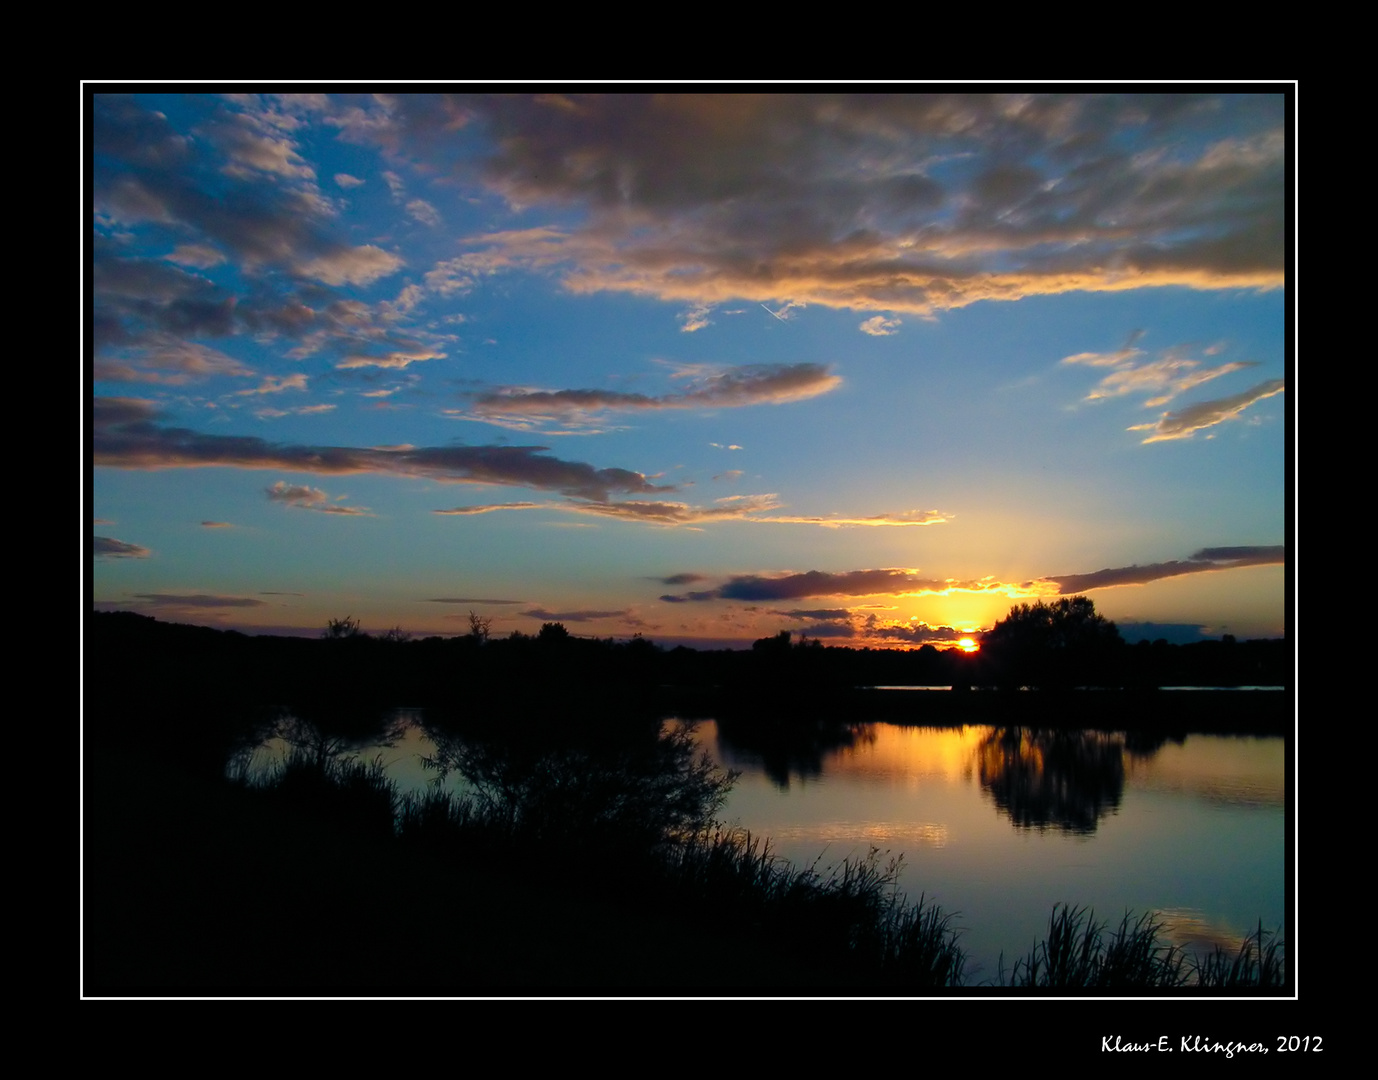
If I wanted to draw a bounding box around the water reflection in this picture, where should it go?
[973,728,1125,834]
[709,714,1121,833]
[712,713,874,788]
[699,719,1284,982]
[226,709,1283,984]
[228,706,418,784]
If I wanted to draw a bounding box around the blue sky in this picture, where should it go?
[91,91,1288,647]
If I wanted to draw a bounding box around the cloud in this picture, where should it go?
[236,373,309,395]
[95,96,345,276]
[661,573,706,586]
[520,607,632,623]
[251,403,337,420]
[1063,330,1268,413]
[433,502,542,515]
[1129,379,1285,442]
[426,493,944,530]
[406,199,441,227]
[679,304,714,332]
[1047,546,1284,592]
[559,494,780,525]
[92,98,441,390]
[200,521,233,528]
[751,509,950,528]
[1084,355,1256,405]
[334,173,365,188]
[94,397,674,503]
[713,569,943,602]
[95,332,254,387]
[859,315,902,336]
[390,94,1283,316]
[660,544,1284,607]
[761,301,806,322]
[265,481,372,515]
[207,108,316,181]
[769,608,853,620]
[166,244,226,269]
[130,593,266,608]
[867,621,972,645]
[427,494,947,531]
[466,362,841,432]
[94,536,151,558]
[336,347,446,370]
[428,597,525,605]
[297,244,404,286]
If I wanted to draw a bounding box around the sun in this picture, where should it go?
[958,637,979,653]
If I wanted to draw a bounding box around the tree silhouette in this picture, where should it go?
[467,610,492,644]
[982,596,1123,690]
[322,615,362,640]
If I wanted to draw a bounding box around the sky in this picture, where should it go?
[90,90,1290,648]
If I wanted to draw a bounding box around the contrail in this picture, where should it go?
[762,303,790,322]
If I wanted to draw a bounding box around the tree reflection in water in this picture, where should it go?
[975,728,1128,834]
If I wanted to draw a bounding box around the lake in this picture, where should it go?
[697,718,1285,984]
[238,705,1286,986]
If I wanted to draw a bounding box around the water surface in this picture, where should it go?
[699,720,1284,983]
[239,709,1285,985]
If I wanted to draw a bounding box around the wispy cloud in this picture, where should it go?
[660,573,707,586]
[520,607,635,624]
[94,536,151,558]
[95,397,673,503]
[428,597,525,605]
[1076,353,1257,406]
[1048,546,1284,591]
[750,510,950,528]
[266,481,372,515]
[461,363,841,433]
[428,495,948,530]
[679,304,714,332]
[859,315,902,336]
[251,402,337,420]
[555,494,784,526]
[95,334,254,386]
[433,502,542,515]
[236,373,309,395]
[660,545,1283,604]
[406,198,441,227]
[131,592,266,608]
[336,347,446,370]
[1129,380,1285,442]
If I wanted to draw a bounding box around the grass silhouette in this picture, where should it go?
[999,904,1284,990]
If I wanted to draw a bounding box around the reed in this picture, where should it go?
[1002,904,1281,989]
[660,828,966,987]
[238,747,400,841]
[1193,921,1285,988]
